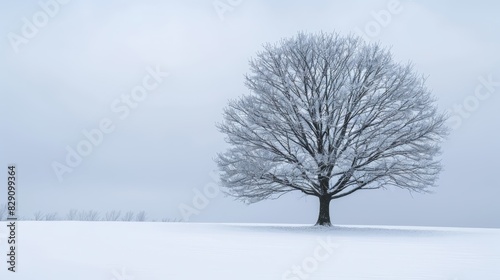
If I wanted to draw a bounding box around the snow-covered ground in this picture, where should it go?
[0,222,499,279]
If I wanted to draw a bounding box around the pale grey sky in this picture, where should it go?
[1,0,499,227]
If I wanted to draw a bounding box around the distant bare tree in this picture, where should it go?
[161,217,181,222]
[105,210,121,221]
[161,218,182,223]
[135,211,147,222]
[44,212,59,221]
[66,209,78,221]
[0,204,6,221]
[78,210,101,221]
[33,211,45,221]
[122,211,135,221]
[217,32,447,226]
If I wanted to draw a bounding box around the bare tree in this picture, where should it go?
[122,211,135,221]
[66,209,78,221]
[33,211,45,221]
[0,204,7,221]
[135,211,147,222]
[78,210,101,221]
[217,32,447,226]
[105,210,122,221]
[44,212,59,221]
[161,217,181,222]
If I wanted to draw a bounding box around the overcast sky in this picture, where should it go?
[1,0,499,227]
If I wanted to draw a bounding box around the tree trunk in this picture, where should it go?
[315,195,332,226]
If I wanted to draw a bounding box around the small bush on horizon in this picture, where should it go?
[0,207,178,222]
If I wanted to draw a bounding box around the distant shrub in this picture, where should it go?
[122,211,135,221]
[105,210,121,221]
[11,209,179,222]
[78,210,101,221]
[0,204,6,221]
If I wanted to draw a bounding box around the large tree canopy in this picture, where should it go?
[216,32,447,226]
